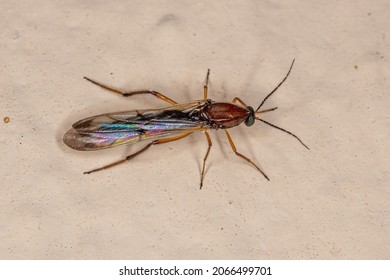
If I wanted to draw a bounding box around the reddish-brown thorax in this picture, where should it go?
[203,102,250,128]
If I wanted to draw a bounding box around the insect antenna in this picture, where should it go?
[255,117,309,150]
[255,59,295,112]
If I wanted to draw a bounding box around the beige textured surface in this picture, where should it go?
[1,0,389,259]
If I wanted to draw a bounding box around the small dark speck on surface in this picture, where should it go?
[4,116,10,123]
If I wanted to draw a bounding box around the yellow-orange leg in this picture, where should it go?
[256,107,278,114]
[84,132,193,174]
[232,97,247,107]
[224,130,269,181]
[200,131,212,189]
[83,76,177,105]
[203,69,210,99]
[232,97,278,114]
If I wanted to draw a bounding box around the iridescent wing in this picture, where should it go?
[63,100,210,151]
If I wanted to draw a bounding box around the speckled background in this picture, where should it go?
[1,0,389,259]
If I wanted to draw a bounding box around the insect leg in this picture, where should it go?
[84,132,193,174]
[203,69,210,99]
[256,107,278,114]
[154,132,193,144]
[224,130,270,181]
[232,97,279,114]
[200,131,212,189]
[232,97,247,107]
[232,97,278,114]
[84,143,153,174]
[83,77,177,105]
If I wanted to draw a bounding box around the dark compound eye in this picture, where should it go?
[245,106,255,126]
